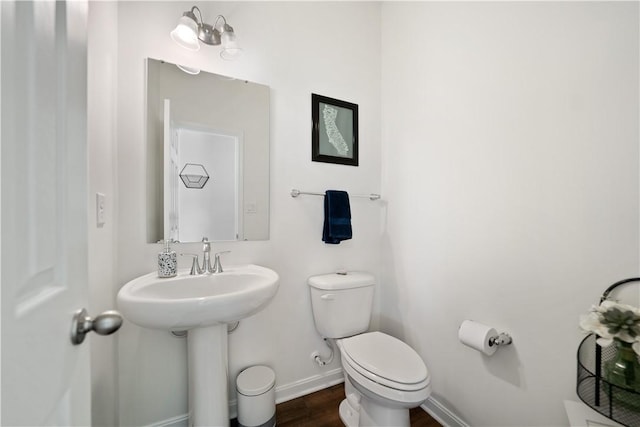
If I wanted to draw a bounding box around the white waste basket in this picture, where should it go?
[236,365,276,427]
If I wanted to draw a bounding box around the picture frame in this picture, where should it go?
[312,93,359,166]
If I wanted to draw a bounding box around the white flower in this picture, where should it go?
[579,311,613,338]
[579,300,640,356]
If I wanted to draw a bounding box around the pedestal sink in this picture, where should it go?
[117,264,279,427]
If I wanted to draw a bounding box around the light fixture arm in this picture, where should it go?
[212,15,228,31]
[216,15,236,35]
[191,6,203,24]
[181,5,202,26]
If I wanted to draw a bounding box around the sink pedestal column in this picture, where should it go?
[187,324,229,427]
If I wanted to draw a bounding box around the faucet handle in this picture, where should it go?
[213,251,231,273]
[180,253,202,275]
[201,237,211,252]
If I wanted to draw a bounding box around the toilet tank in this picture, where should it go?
[308,272,375,339]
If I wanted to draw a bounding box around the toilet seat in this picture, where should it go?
[338,332,430,392]
[341,357,431,408]
[338,332,431,408]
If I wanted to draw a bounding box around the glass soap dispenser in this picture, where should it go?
[158,240,177,278]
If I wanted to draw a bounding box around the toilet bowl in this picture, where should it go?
[337,332,431,426]
[308,272,431,427]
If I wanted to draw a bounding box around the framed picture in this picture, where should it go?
[312,93,358,166]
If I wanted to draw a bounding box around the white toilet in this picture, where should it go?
[308,272,431,427]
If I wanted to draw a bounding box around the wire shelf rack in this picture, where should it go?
[576,278,640,427]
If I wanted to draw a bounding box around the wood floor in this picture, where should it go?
[273,383,441,427]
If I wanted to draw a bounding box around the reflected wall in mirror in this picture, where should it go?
[146,58,270,242]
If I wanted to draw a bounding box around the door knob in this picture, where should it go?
[71,308,123,345]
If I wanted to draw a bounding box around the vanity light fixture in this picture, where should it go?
[170,6,242,60]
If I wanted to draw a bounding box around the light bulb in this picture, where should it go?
[220,30,242,60]
[170,16,200,51]
[176,64,201,75]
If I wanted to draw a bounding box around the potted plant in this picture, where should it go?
[580,300,640,409]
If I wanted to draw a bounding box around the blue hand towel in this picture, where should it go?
[323,190,352,244]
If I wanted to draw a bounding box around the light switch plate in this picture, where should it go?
[96,193,106,227]
[245,202,257,214]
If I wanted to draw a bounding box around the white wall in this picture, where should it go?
[380,2,639,426]
[87,2,119,426]
[116,2,381,425]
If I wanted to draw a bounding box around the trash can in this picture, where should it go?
[236,365,276,427]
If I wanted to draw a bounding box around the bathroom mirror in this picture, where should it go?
[146,58,270,242]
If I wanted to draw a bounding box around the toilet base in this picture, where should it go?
[359,397,410,427]
[339,396,411,427]
[339,399,359,427]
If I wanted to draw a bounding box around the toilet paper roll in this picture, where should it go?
[458,320,498,356]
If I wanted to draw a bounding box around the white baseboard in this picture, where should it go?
[275,367,345,404]
[149,369,345,427]
[145,413,188,427]
[148,370,470,427]
[422,396,469,427]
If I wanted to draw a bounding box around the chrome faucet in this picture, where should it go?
[181,238,230,275]
[212,251,231,273]
[201,237,213,273]
[181,253,203,275]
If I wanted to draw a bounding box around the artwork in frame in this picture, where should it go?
[312,93,358,166]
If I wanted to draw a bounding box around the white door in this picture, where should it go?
[1,1,91,425]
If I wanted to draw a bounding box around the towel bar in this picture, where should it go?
[290,189,380,201]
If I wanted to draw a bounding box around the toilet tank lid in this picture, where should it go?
[308,272,375,290]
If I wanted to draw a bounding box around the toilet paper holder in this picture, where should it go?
[489,332,513,347]
[458,320,513,355]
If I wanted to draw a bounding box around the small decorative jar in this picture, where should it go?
[158,240,177,278]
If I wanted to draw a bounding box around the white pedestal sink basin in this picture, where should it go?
[117,264,279,427]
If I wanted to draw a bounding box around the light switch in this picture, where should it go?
[96,193,106,227]
[245,202,257,214]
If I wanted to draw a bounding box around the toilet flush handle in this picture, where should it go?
[320,294,336,300]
